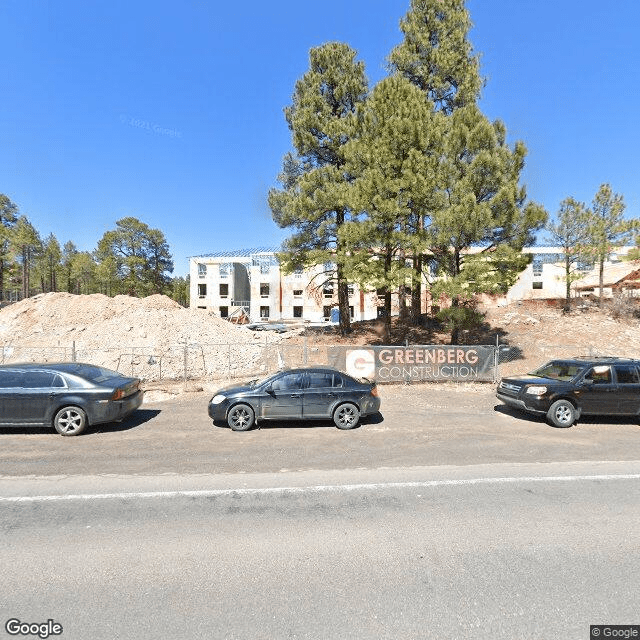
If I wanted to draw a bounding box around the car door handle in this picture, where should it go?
[290,394,301,398]
[326,393,337,397]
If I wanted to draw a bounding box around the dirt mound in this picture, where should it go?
[0,292,295,379]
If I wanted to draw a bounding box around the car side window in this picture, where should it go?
[271,373,302,391]
[22,371,56,388]
[307,373,333,388]
[52,374,66,388]
[332,374,344,388]
[584,366,612,384]
[0,371,23,388]
[614,365,640,384]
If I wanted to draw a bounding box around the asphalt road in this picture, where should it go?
[2,384,639,639]
[2,463,639,640]
[0,383,639,476]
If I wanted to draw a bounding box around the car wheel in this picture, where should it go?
[333,403,360,430]
[546,399,576,428]
[53,406,87,436]
[227,403,255,431]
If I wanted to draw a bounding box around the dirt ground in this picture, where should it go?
[285,299,640,378]
[2,293,639,387]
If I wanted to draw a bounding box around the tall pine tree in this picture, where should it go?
[389,0,546,342]
[342,75,444,339]
[269,42,368,335]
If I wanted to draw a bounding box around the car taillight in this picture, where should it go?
[111,389,124,401]
[370,386,379,397]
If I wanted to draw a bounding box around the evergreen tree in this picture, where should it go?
[429,105,546,342]
[96,217,174,296]
[582,184,632,306]
[61,241,79,293]
[70,251,96,294]
[0,194,19,298]
[10,216,41,298]
[388,0,546,342]
[546,198,591,312]
[342,75,444,339]
[36,233,63,293]
[388,0,483,114]
[269,42,368,335]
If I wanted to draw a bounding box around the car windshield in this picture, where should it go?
[527,361,586,381]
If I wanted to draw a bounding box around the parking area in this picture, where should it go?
[0,382,639,477]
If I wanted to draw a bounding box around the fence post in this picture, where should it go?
[72,341,76,362]
[494,335,499,383]
[183,345,188,384]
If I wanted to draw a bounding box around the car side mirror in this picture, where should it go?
[265,384,274,395]
[581,378,593,386]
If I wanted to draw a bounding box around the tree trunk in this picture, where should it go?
[337,269,351,336]
[564,256,571,314]
[383,250,392,342]
[335,208,351,336]
[449,296,459,345]
[598,258,605,307]
[411,254,422,324]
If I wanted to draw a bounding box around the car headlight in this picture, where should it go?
[210,394,226,404]
[525,385,548,396]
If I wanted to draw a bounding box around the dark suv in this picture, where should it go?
[496,357,640,427]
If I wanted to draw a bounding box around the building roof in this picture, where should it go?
[574,262,640,289]
[190,247,281,259]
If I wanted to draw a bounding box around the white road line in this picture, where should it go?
[2,473,640,503]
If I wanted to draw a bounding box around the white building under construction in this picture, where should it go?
[189,246,639,322]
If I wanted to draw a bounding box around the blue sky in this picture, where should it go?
[2,0,639,277]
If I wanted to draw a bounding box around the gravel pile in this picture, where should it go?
[0,292,296,380]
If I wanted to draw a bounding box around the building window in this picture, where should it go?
[323,305,333,320]
[260,306,270,319]
[219,306,228,318]
[532,258,543,277]
[294,267,304,279]
[532,282,543,290]
[197,284,207,298]
[219,263,231,278]
[324,261,335,274]
[347,285,355,297]
[293,306,303,318]
[219,283,229,298]
[293,289,303,297]
[376,288,385,298]
[260,283,270,297]
[349,306,354,319]
[377,306,386,318]
[323,286,334,298]
[197,306,206,309]
[577,259,594,271]
[197,263,207,278]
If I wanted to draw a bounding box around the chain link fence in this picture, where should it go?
[496,343,640,379]
[4,339,638,383]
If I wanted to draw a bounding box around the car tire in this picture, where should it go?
[227,403,255,431]
[53,406,87,436]
[333,403,360,430]
[546,399,576,428]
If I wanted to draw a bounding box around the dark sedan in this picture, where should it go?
[208,367,381,431]
[0,363,144,436]
[497,357,640,427]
